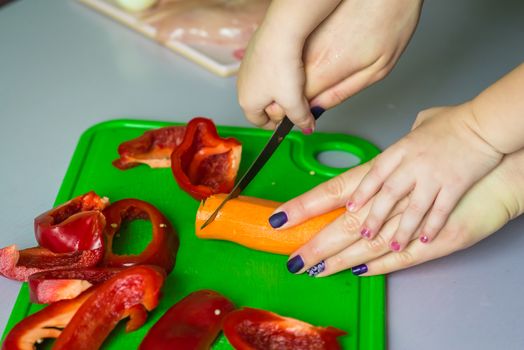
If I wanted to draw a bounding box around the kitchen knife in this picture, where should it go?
[200,108,324,230]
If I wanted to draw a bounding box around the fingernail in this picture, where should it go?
[420,235,429,243]
[360,227,371,239]
[269,211,288,228]
[346,201,356,212]
[306,260,326,277]
[302,128,314,135]
[287,255,304,273]
[390,241,401,251]
[351,264,368,276]
[310,106,325,120]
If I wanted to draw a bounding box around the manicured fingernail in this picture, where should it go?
[390,241,401,251]
[351,264,368,276]
[310,106,325,120]
[306,260,326,277]
[302,128,314,135]
[420,235,429,243]
[269,211,288,228]
[346,201,356,212]
[360,227,371,239]
[287,255,304,273]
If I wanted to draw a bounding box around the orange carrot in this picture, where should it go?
[195,194,344,255]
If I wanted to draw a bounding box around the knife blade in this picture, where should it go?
[200,117,294,229]
[200,108,324,230]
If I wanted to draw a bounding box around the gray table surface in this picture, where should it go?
[1,0,524,348]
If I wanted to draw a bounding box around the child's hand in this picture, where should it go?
[349,102,503,251]
[237,0,342,132]
[237,27,313,131]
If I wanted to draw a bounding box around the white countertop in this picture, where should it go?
[1,0,524,348]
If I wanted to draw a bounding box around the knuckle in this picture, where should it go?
[367,234,387,253]
[381,181,401,198]
[407,201,427,216]
[341,212,362,238]
[395,250,415,267]
[324,176,347,201]
[326,87,347,106]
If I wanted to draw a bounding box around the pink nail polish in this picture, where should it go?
[302,128,313,135]
[390,241,401,251]
[420,235,429,243]
[361,227,371,238]
[346,201,356,212]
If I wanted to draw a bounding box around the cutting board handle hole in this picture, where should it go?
[315,150,361,169]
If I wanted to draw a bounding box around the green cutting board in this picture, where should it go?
[2,119,385,349]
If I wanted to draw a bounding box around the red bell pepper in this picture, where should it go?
[222,308,347,350]
[171,117,242,200]
[102,199,179,273]
[28,268,123,304]
[34,191,109,253]
[2,266,163,350]
[113,125,187,169]
[0,245,103,282]
[140,290,235,350]
[52,265,165,350]
[1,286,96,350]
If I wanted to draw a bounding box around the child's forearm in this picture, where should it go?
[260,0,342,47]
[470,63,524,154]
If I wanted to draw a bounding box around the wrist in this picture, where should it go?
[458,101,504,160]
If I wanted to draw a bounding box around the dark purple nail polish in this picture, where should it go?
[360,227,371,238]
[306,260,326,277]
[351,264,368,276]
[269,211,288,228]
[287,255,304,273]
[310,106,325,120]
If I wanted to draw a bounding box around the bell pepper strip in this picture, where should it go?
[171,117,242,200]
[140,290,236,350]
[28,268,123,304]
[34,191,109,253]
[113,125,187,170]
[52,265,165,350]
[1,266,161,350]
[222,308,347,350]
[0,245,103,282]
[102,199,179,273]
[1,287,96,350]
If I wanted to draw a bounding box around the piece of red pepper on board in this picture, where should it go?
[140,290,235,350]
[28,267,123,304]
[171,117,242,200]
[2,265,163,350]
[102,199,179,273]
[34,191,109,254]
[113,125,187,169]
[222,307,347,350]
[0,245,103,282]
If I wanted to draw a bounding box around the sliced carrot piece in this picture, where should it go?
[195,194,344,255]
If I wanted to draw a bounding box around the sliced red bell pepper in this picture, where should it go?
[113,125,187,169]
[1,266,163,350]
[102,199,179,273]
[140,290,235,350]
[34,191,109,253]
[0,245,103,282]
[222,307,347,350]
[28,268,123,304]
[171,117,242,200]
[52,265,165,350]
[1,286,96,350]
